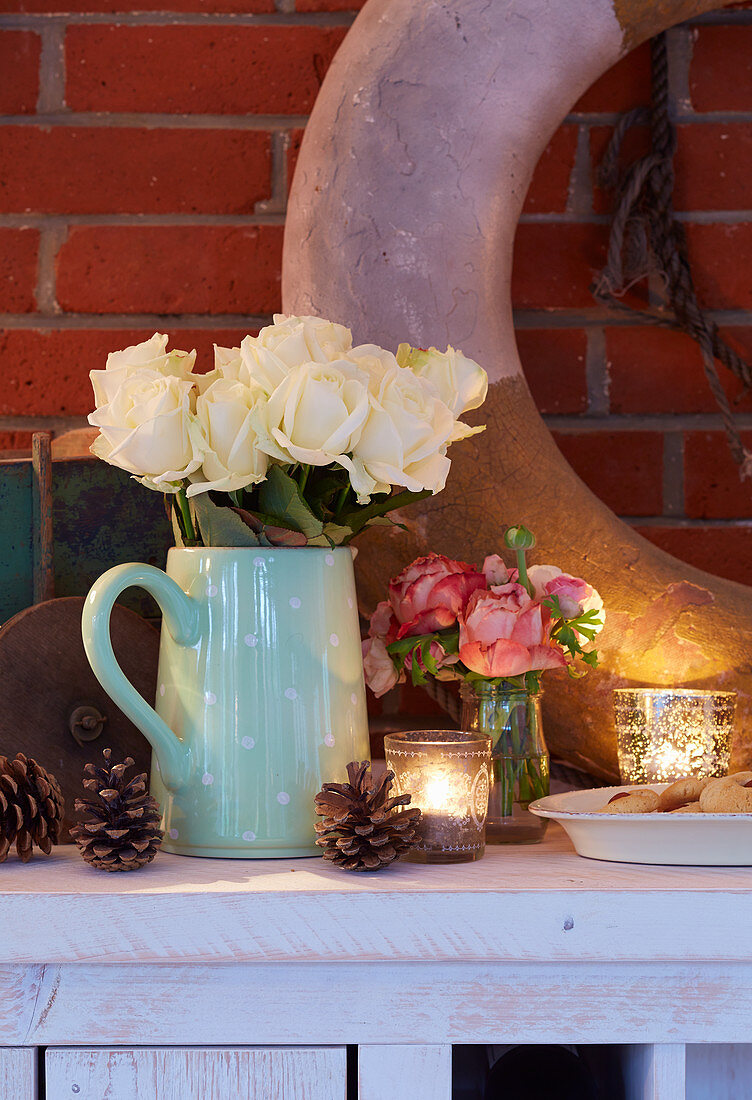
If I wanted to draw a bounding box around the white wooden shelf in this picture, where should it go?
[1,825,751,1098]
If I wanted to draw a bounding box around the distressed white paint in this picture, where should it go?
[4,836,752,965]
[358,1044,451,1100]
[623,1044,686,1099]
[44,1047,346,1100]
[0,1047,35,1098]
[4,961,752,1048]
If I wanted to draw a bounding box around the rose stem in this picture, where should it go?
[175,487,198,545]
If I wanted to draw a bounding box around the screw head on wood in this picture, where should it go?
[68,704,107,746]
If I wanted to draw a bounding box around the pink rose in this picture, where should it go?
[459,583,567,678]
[362,635,402,697]
[389,552,486,638]
[404,639,460,677]
[528,564,605,633]
[482,554,511,586]
[368,599,398,643]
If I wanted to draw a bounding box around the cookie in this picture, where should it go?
[669,801,703,813]
[599,789,660,814]
[699,776,752,814]
[657,776,710,813]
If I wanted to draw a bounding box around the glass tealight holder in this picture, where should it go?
[383,730,492,864]
[613,688,736,784]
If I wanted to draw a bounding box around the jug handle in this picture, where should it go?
[81,562,199,792]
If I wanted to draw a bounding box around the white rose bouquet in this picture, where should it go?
[87,316,488,548]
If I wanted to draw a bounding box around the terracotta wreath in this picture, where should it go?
[282,0,750,780]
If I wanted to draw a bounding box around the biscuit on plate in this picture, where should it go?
[699,776,752,814]
[657,777,710,812]
[599,789,659,814]
[669,801,703,813]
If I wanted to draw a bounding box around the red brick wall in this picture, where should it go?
[2,0,752,589]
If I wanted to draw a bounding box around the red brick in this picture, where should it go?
[523,126,578,215]
[572,43,650,113]
[66,26,347,115]
[686,224,752,310]
[0,328,254,417]
[516,329,587,414]
[690,27,752,112]
[676,124,752,211]
[5,0,272,8]
[685,431,752,519]
[607,326,752,415]
[0,229,38,313]
[635,524,752,587]
[56,226,283,315]
[511,224,611,309]
[552,430,663,515]
[287,127,305,195]
[0,31,40,114]
[0,128,271,216]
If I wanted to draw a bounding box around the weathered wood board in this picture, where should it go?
[0,454,171,622]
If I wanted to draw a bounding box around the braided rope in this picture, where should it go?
[593,33,752,478]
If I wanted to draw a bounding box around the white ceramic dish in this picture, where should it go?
[529,783,752,865]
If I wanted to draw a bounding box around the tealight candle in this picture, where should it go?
[383,730,492,863]
[612,688,736,784]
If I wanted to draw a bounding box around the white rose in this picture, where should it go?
[350,365,456,499]
[90,333,196,407]
[89,370,202,491]
[396,342,488,417]
[264,314,352,364]
[187,378,268,497]
[254,359,370,469]
[348,344,402,391]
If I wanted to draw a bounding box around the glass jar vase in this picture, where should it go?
[460,681,549,844]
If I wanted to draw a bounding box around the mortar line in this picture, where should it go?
[0,313,274,329]
[0,213,287,227]
[0,112,310,129]
[34,223,67,316]
[0,11,356,28]
[35,22,65,114]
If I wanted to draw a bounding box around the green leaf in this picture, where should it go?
[321,522,355,546]
[170,504,185,548]
[191,494,260,547]
[257,466,324,539]
[339,488,433,537]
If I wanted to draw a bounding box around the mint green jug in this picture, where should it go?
[81,547,371,858]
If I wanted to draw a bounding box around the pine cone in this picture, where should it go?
[314,760,421,871]
[70,748,164,872]
[0,753,64,863]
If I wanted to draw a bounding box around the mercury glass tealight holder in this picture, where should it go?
[383,730,492,864]
[612,688,736,784]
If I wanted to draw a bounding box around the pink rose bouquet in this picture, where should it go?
[363,526,604,697]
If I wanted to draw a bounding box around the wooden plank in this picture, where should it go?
[685,1044,752,1099]
[358,1045,451,1100]
[12,961,752,1047]
[31,432,54,604]
[0,460,34,620]
[0,1048,36,1099]
[5,841,752,966]
[622,1045,685,1099]
[0,966,45,1045]
[45,1047,346,1100]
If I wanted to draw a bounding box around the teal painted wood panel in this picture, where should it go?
[0,456,172,623]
